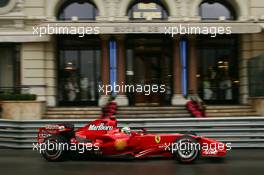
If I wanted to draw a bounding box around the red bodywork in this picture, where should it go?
[38,117,227,159]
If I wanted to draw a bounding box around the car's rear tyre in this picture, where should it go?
[41,135,69,161]
[173,135,200,164]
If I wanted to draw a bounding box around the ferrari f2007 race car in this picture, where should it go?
[37,115,227,163]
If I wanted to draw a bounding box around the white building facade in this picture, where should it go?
[0,0,263,107]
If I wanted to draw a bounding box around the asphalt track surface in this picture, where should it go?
[0,149,263,175]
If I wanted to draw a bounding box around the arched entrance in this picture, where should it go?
[197,35,239,104]
[57,0,98,20]
[197,0,239,104]
[199,0,237,20]
[57,1,101,106]
[125,35,173,106]
[127,0,168,20]
[125,1,172,106]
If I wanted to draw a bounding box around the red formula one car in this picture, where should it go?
[37,116,227,163]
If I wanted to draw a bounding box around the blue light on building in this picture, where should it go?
[180,39,188,97]
[109,39,117,95]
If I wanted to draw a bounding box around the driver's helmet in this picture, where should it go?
[121,126,131,135]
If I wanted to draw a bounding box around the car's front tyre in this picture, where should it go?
[173,135,200,164]
[41,135,69,161]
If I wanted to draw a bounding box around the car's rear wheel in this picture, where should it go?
[173,135,200,164]
[41,135,69,161]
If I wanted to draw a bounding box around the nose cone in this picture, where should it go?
[200,138,227,157]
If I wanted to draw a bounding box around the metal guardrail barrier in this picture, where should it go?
[0,117,264,148]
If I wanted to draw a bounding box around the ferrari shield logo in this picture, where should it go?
[155,136,161,143]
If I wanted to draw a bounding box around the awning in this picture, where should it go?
[0,22,262,42]
[39,22,262,34]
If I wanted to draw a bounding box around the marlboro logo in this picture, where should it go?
[88,124,113,131]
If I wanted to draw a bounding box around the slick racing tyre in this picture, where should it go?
[173,135,200,164]
[41,135,69,161]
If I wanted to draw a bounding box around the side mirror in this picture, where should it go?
[141,128,147,133]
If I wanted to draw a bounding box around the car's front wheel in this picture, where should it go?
[41,135,69,161]
[173,135,200,164]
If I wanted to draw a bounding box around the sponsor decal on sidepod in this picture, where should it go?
[88,123,113,130]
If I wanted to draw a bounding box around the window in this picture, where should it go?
[197,36,239,104]
[58,36,101,106]
[58,0,98,20]
[199,0,236,20]
[0,0,16,15]
[128,1,168,20]
[0,0,9,8]
[248,55,264,97]
[0,44,20,93]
